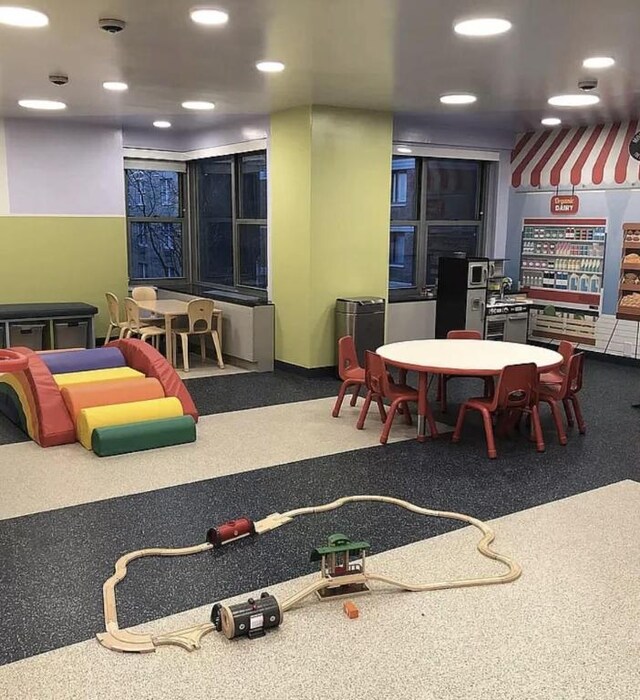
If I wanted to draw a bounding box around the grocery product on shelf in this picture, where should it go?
[520,220,607,297]
[616,223,640,319]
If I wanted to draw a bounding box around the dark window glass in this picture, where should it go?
[238,224,268,288]
[129,222,183,278]
[426,159,480,220]
[239,153,267,219]
[195,159,234,286]
[198,221,234,286]
[425,225,479,285]
[126,170,181,218]
[389,225,416,289]
[196,159,232,218]
[390,156,418,220]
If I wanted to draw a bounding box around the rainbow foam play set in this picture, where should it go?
[0,339,198,456]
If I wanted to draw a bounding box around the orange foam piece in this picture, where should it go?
[61,377,165,422]
[343,601,359,619]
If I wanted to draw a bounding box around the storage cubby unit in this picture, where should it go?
[616,223,640,320]
[520,220,606,300]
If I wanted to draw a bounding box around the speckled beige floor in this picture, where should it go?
[0,397,449,520]
[1,480,637,700]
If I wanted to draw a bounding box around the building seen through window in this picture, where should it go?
[125,169,184,280]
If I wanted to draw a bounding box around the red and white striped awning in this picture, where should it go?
[511,121,640,190]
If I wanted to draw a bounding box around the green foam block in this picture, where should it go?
[92,415,196,457]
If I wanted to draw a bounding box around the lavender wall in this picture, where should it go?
[122,115,269,153]
[3,119,125,215]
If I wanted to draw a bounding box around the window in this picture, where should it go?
[125,164,186,281]
[194,151,268,292]
[388,155,486,295]
[124,151,268,295]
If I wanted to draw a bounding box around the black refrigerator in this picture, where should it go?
[435,257,489,338]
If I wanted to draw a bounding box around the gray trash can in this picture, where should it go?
[53,320,89,349]
[335,297,385,367]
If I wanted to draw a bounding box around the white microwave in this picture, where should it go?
[468,261,488,288]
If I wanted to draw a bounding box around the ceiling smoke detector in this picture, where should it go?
[49,73,69,86]
[99,18,126,33]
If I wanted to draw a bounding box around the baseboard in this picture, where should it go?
[274,360,337,378]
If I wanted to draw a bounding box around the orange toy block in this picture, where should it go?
[343,601,359,619]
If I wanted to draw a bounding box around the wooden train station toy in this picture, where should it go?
[96,495,522,654]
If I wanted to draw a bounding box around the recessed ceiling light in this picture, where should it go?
[190,8,228,25]
[454,17,512,37]
[440,93,477,105]
[153,120,172,129]
[181,100,215,110]
[103,81,128,92]
[541,117,562,126]
[396,146,412,154]
[582,56,615,69]
[18,99,66,110]
[256,60,285,73]
[548,94,600,107]
[0,6,48,27]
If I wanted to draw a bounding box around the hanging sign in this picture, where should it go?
[550,194,580,215]
[629,132,640,161]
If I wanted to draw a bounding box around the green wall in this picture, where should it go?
[271,105,392,368]
[0,217,128,337]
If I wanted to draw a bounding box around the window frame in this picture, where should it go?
[388,156,490,300]
[191,151,268,298]
[125,160,190,289]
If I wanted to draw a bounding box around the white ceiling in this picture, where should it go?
[0,0,639,133]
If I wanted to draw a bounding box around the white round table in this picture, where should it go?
[376,340,563,441]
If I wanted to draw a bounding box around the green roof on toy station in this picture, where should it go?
[309,533,370,561]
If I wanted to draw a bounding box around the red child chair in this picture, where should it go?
[539,340,575,385]
[437,330,494,413]
[357,351,435,444]
[332,336,366,418]
[539,351,586,437]
[452,362,544,459]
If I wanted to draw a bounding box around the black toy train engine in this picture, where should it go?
[211,592,282,640]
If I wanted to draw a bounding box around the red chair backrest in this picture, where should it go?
[364,351,390,398]
[557,340,576,372]
[567,352,584,394]
[447,330,482,340]
[493,363,538,411]
[337,336,361,380]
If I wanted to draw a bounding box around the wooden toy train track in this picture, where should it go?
[97,495,522,653]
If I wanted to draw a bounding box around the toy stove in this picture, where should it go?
[485,301,530,343]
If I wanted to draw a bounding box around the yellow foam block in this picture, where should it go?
[53,367,144,388]
[76,397,183,450]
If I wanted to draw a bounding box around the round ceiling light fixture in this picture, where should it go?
[190,8,228,25]
[103,81,128,91]
[18,98,66,110]
[548,94,600,107]
[181,100,215,110]
[0,6,48,27]
[454,17,512,37]
[582,56,615,69]
[396,146,412,154]
[153,120,172,128]
[256,60,285,73]
[440,93,477,105]
[541,117,562,126]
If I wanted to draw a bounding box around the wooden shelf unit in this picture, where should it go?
[616,223,640,320]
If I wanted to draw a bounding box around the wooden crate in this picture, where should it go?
[530,311,596,345]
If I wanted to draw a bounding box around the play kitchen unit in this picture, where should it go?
[436,257,530,343]
[519,218,606,346]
